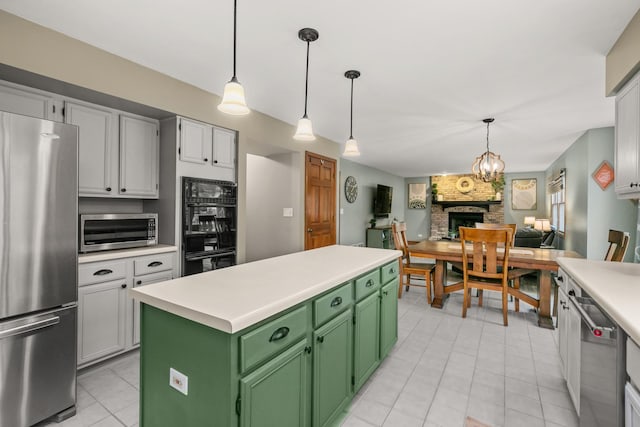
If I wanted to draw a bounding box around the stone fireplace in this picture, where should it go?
[430,174,504,239]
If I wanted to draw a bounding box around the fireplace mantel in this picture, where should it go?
[432,200,502,212]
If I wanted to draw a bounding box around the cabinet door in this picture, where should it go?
[615,75,640,195]
[119,115,159,197]
[567,299,581,413]
[313,310,352,427]
[353,292,380,391]
[557,287,569,376]
[239,339,310,427]
[65,101,117,196]
[179,118,212,164]
[132,271,173,346]
[78,279,127,366]
[0,82,56,120]
[380,278,399,359]
[212,127,236,169]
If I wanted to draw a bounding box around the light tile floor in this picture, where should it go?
[39,282,577,427]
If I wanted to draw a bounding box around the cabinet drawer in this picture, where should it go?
[354,269,380,301]
[79,260,127,286]
[239,306,308,374]
[380,260,400,284]
[134,253,174,276]
[313,282,353,327]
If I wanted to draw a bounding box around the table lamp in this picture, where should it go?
[524,216,536,228]
[534,219,551,232]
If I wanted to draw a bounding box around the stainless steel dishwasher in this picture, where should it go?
[569,293,626,427]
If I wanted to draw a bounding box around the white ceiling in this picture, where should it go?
[2,1,639,177]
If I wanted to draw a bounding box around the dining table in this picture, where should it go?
[408,240,583,329]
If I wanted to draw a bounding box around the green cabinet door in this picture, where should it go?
[353,292,380,391]
[380,278,399,359]
[313,310,353,427]
[239,339,310,427]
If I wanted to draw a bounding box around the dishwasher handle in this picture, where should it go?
[569,294,615,339]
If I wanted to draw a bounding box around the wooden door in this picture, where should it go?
[305,152,336,250]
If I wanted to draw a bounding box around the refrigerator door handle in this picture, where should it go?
[0,316,60,339]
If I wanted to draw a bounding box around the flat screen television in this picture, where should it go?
[374,184,393,215]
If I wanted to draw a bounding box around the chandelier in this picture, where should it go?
[471,118,504,182]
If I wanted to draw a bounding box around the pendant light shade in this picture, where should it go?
[218,0,249,115]
[293,28,319,141]
[471,118,504,181]
[342,70,361,157]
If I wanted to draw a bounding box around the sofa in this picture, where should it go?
[514,228,543,248]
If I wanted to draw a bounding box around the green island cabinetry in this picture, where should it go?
[136,253,400,427]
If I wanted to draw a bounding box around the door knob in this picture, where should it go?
[307,228,313,233]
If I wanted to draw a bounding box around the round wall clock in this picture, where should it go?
[345,176,358,203]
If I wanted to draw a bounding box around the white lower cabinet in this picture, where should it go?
[78,279,127,366]
[78,250,176,367]
[132,270,173,346]
[556,271,581,414]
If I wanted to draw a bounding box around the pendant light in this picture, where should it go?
[218,0,249,115]
[471,118,505,181]
[342,70,361,156]
[293,28,319,141]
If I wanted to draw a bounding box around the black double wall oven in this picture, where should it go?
[182,177,237,276]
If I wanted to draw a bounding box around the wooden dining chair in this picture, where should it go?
[474,222,536,312]
[605,229,631,262]
[458,226,513,326]
[391,222,435,303]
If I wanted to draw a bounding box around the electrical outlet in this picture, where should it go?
[283,208,293,217]
[169,368,188,395]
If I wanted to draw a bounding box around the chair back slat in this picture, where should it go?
[475,223,517,246]
[605,229,630,262]
[391,222,410,261]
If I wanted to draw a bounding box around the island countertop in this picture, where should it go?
[557,257,640,344]
[130,245,401,334]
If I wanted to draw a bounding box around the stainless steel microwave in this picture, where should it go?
[79,213,157,253]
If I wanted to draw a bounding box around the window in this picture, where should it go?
[549,171,565,234]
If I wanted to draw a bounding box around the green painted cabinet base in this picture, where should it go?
[138,262,399,427]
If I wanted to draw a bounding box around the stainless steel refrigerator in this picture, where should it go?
[0,111,78,426]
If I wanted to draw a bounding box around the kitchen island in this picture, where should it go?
[130,245,401,427]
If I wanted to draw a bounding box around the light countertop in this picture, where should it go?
[557,257,640,344]
[79,244,178,263]
[130,245,401,334]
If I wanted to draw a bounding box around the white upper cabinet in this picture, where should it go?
[212,127,236,169]
[615,72,640,198]
[120,115,159,198]
[65,101,119,197]
[179,117,212,164]
[0,81,62,121]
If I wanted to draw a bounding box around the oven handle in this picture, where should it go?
[0,316,60,339]
[569,294,615,338]
[185,251,235,261]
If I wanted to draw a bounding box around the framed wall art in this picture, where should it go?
[408,183,427,209]
[592,160,614,190]
[511,178,537,210]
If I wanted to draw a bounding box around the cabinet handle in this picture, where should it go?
[204,158,208,162]
[106,187,112,192]
[136,280,142,285]
[268,327,290,342]
[121,284,127,289]
[304,346,312,354]
[562,304,569,310]
[307,228,313,233]
[389,268,395,274]
[365,279,375,288]
[568,289,575,297]
[317,336,324,343]
[147,261,163,267]
[383,290,389,296]
[557,276,564,282]
[121,188,127,193]
[330,296,342,307]
[93,269,113,276]
[213,160,218,164]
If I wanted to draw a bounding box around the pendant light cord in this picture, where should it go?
[303,40,310,117]
[232,0,237,79]
[349,77,354,139]
[486,121,490,152]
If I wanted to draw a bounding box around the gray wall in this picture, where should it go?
[546,127,637,261]
[339,159,406,246]
[246,152,302,262]
[503,172,548,226]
